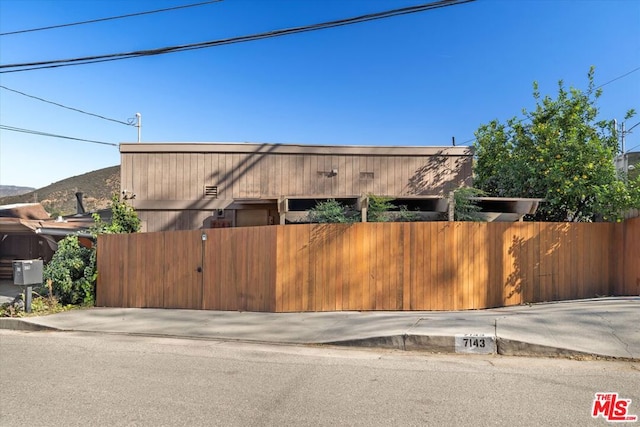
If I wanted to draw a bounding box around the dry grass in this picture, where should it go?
[0,165,120,216]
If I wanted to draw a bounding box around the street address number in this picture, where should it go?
[454,333,496,354]
[462,337,486,348]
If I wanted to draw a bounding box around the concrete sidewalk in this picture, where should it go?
[1,297,639,360]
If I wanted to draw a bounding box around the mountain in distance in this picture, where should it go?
[0,165,121,217]
[0,185,35,198]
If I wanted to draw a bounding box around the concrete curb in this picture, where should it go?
[0,318,59,332]
[326,334,639,361]
[1,318,637,361]
[495,338,635,360]
[327,335,454,353]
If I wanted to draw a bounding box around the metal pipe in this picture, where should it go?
[35,228,95,239]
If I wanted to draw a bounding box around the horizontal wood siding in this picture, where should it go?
[98,220,637,312]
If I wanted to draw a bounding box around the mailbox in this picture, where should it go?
[13,259,43,286]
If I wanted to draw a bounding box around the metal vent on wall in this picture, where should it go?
[204,185,218,198]
[360,172,374,179]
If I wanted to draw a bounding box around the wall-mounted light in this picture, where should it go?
[121,189,136,200]
[201,233,207,241]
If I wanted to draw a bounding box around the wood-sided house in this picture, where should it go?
[0,200,97,280]
[120,143,475,232]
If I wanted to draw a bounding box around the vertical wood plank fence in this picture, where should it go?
[97,218,640,312]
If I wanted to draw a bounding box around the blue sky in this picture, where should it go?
[1,0,639,189]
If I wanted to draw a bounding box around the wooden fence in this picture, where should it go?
[96,218,640,312]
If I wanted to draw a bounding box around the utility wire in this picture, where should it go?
[0,124,118,146]
[0,0,222,36]
[457,66,640,146]
[625,121,639,133]
[0,0,475,73]
[623,122,640,153]
[595,66,640,90]
[0,85,134,126]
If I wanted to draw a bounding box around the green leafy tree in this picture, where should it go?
[92,194,141,234]
[474,67,640,222]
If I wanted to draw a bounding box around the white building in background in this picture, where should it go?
[615,151,639,179]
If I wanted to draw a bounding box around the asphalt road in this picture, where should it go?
[1,331,638,426]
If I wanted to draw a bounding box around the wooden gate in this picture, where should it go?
[97,230,204,309]
[163,231,203,309]
[97,227,277,311]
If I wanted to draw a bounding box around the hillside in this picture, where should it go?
[0,185,35,197]
[0,165,120,216]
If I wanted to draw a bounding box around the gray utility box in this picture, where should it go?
[13,259,43,285]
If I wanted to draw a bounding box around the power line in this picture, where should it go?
[0,124,118,146]
[595,66,640,90]
[0,1,223,36]
[458,66,640,146]
[0,0,476,73]
[457,137,477,146]
[0,85,134,126]
[623,122,640,153]
[625,121,640,133]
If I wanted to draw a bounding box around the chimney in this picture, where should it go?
[75,192,85,214]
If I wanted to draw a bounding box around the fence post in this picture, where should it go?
[448,191,455,221]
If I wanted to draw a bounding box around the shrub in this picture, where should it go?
[43,194,140,307]
[367,195,419,222]
[367,195,394,222]
[453,187,485,221]
[43,236,95,305]
[308,199,358,223]
[395,204,419,222]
